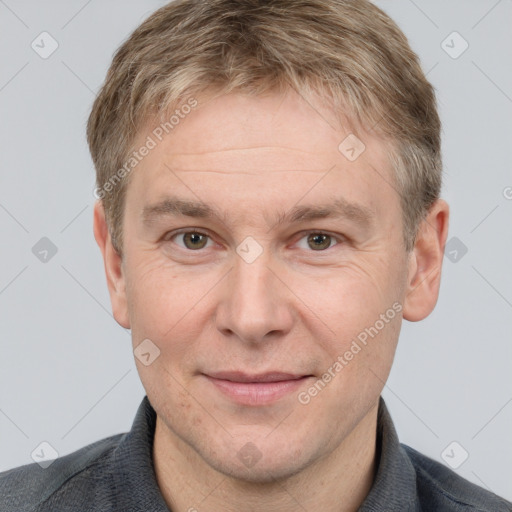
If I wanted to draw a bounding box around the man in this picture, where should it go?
[1,0,510,510]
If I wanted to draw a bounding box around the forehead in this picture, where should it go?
[125,89,400,227]
[150,89,369,158]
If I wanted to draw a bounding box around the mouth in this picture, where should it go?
[202,371,313,405]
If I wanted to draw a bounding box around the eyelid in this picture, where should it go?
[164,227,211,239]
[292,230,345,250]
[164,228,215,247]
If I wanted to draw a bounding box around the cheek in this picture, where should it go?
[124,253,220,349]
[124,241,404,356]
[124,254,181,337]
[296,257,403,364]
[126,260,204,388]
[299,256,399,320]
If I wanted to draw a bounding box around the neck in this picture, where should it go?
[153,403,379,512]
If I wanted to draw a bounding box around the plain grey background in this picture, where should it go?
[1,0,511,502]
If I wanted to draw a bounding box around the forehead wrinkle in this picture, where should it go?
[169,168,328,176]
[168,146,319,157]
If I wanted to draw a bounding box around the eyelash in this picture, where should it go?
[163,229,344,253]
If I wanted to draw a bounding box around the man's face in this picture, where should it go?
[114,90,412,480]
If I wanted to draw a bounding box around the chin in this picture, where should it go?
[199,438,315,485]
[213,458,307,485]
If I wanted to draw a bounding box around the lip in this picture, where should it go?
[206,371,307,383]
[203,371,312,405]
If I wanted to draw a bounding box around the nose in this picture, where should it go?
[215,247,294,345]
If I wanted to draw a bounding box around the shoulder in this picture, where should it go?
[402,444,512,511]
[0,433,125,512]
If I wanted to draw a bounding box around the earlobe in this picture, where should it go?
[93,201,131,329]
[402,199,450,322]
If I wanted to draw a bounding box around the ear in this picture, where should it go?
[402,199,450,322]
[93,200,131,329]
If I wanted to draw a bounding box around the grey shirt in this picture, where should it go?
[0,395,510,511]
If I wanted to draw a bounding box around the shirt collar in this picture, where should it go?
[112,396,170,512]
[112,395,420,511]
[359,396,421,511]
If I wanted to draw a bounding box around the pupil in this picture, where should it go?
[310,234,330,250]
[185,232,206,249]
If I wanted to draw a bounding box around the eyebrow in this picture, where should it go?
[142,195,375,230]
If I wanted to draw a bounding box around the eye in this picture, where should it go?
[167,230,213,250]
[296,232,341,251]
[164,229,343,253]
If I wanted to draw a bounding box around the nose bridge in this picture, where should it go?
[216,245,292,342]
[234,249,273,307]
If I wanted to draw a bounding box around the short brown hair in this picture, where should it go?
[87,0,442,255]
